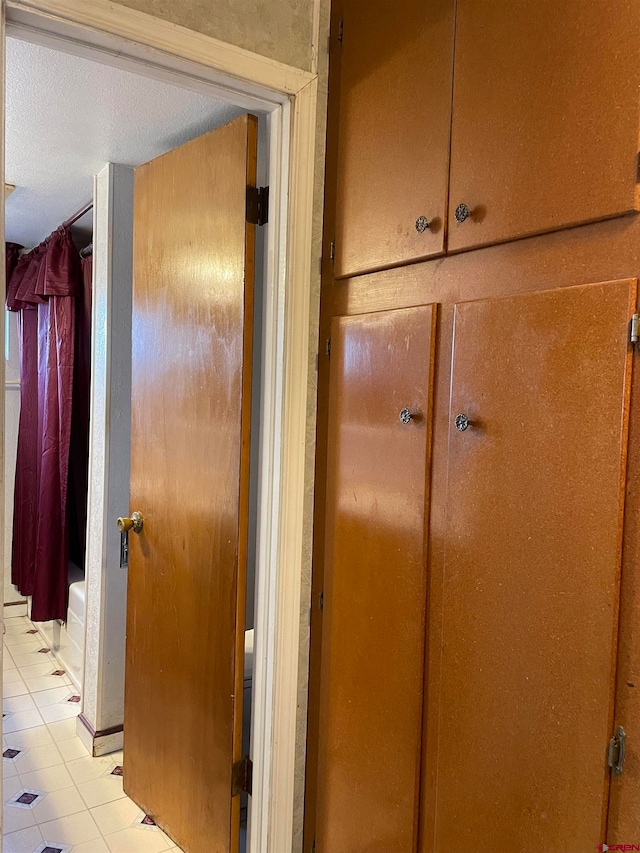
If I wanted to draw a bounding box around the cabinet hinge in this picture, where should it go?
[608,725,626,776]
[319,591,324,610]
[232,756,253,796]
[338,20,343,43]
[329,240,336,262]
[631,313,640,344]
[246,186,269,226]
[326,338,331,358]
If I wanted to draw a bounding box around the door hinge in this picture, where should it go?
[329,240,336,262]
[338,20,344,43]
[326,338,331,358]
[232,756,253,796]
[631,313,640,344]
[246,186,269,226]
[608,725,626,775]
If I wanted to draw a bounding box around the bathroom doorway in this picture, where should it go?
[5,3,310,849]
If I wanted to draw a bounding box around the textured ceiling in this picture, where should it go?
[6,37,246,247]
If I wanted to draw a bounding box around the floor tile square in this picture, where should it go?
[90,797,141,835]
[20,763,75,793]
[2,823,44,853]
[56,737,89,762]
[103,826,172,853]
[5,725,54,750]
[32,786,86,823]
[3,692,37,714]
[3,801,37,833]
[33,687,76,709]
[46,719,78,742]
[20,663,60,680]
[66,755,116,785]
[25,676,71,694]
[40,703,81,725]
[13,742,64,774]
[3,775,24,802]
[69,839,110,853]
[4,671,29,688]
[4,759,18,778]
[37,811,101,846]
[77,776,125,809]
[3,708,45,733]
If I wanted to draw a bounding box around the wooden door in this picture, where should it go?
[333,0,455,279]
[124,114,257,853]
[448,0,640,253]
[423,279,636,852]
[315,305,436,853]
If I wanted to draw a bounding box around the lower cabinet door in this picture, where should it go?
[424,279,636,852]
[315,305,437,853]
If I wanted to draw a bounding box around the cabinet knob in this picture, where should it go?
[415,216,431,233]
[399,408,414,424]
[454,203,471,224]
[455,413,470,432]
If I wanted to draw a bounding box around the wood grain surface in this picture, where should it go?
[124,114,256,853]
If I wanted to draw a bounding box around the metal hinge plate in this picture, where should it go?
[329,240,336,261]
[608,725,626,775]
[631,313,640,344]
[232,756,253,796]
[326,338,331,358]
[338,20,344,43]
[246,186,269,226]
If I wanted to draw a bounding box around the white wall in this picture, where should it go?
[81,163,133,748]
[4,310,24,607]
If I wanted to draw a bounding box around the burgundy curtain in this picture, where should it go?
[7,229,84,621]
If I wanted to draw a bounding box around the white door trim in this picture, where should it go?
[1,3,318,850]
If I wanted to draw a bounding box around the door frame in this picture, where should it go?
[0,2,319,851]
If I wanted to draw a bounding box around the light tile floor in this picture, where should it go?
[2,615,185,853]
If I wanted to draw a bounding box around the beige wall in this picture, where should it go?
[116,0,319,70]
[112,1,330,850]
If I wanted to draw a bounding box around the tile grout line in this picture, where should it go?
[3,615,183,853]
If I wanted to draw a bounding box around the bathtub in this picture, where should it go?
[31,562,86,693]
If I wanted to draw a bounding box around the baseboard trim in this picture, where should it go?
[77,713,124,757]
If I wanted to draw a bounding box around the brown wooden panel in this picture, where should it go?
[608,336,640,846]
[315,305,436,853]
[424,280,635,853]
[334,0,455,278]
[448,0,640,252]
[124,114,256,853]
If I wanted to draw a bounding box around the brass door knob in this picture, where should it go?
[117,512,143,534]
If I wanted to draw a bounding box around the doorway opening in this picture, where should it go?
[4,28,265,853]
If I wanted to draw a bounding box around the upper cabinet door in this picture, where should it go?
[448,0,640,253]
[334,0,455,279]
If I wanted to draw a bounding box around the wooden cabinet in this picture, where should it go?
[308,2,640,850]
[421,279,636,852]
[333,0,455,278]
[448,0,640,252]
[315,306,436,853]
[333,0,640,275]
